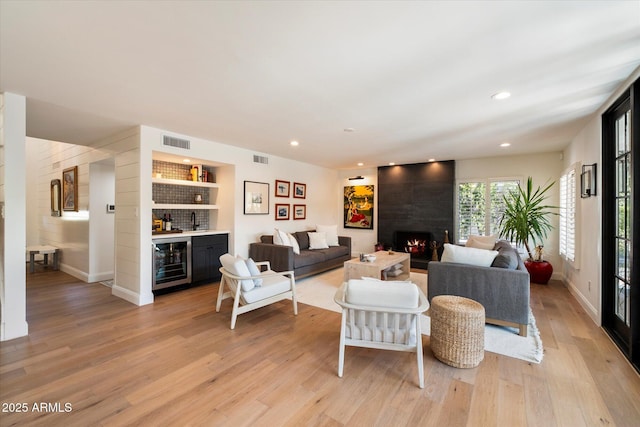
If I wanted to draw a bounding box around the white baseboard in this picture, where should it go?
[58,265,114,284]
[60,264,89,283]
[564,277,600,325]
[87,271,114,283]
[1,319,29,342]
[111,284,154,306]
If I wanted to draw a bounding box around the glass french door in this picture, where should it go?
[603,80,638,371]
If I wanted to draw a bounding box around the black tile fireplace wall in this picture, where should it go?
[377,161,455,267]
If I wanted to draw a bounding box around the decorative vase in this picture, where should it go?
[525,260,553,284]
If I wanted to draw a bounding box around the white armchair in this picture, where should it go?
[334,278,429,388]
[217,254,297,329]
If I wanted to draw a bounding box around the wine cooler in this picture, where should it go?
[152,237,192,290]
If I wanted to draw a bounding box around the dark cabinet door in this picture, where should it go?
[192,234,228,283]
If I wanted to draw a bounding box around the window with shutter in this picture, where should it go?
[456,178,520,244]
[559,165,577,263]
[489,180,520,236]
[457,181,486,241]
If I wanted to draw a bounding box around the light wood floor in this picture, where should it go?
[1,269,639,426]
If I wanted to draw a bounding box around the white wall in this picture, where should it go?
[562,66,640,325]
[337,168,378,255]
[0,92,29,341]
[89,159,115,281]
[104,128,148,305]
[25,139,41,247]
[456,152,564,273]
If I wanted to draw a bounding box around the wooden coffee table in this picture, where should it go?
[343,251,410,282]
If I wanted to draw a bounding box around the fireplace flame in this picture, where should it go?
[405,238,427,254]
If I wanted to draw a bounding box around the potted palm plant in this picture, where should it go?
[498,177,557,284]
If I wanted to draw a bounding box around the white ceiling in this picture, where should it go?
[1,1,639,169]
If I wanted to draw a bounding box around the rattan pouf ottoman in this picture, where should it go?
[430,295,485,368]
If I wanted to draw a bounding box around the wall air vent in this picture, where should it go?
[253,155,269,165]
[162,135,190,150]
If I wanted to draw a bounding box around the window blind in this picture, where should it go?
[456,178,519,243]
[489,180,520,236]
[457,181,486,241]
[559,168,576,262]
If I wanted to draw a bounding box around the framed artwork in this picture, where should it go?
[275,180,290,197]
[244,181,270,214]
[62,166,78,212]
[293,204,306,220]
[293,182,306,199]
[50,179,62,217]
[275,203,290,220]
[344,185,374,229]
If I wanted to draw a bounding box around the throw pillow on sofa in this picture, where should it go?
[491,240,519,269]
[466,234,498,250]
[287,233,301,255]
[294,231,310,250]
[273,228,291,246]
[308,232,329,249]
[441,243,498,267]
[316,224,339,246]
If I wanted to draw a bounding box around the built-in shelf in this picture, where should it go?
[152,177,219,188]
[153,204,219,210]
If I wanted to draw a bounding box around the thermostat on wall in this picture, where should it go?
[106,204,115,213]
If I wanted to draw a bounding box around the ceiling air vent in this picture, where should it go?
[253,154,269,164]
[162,135,190,150]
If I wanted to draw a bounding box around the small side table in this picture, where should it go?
[429,295,485,368]
[26,245,60,273]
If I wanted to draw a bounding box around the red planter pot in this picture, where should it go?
[525,260,553,284]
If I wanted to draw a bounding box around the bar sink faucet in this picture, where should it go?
[191,211,200,231]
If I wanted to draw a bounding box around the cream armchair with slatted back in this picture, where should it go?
[334,278,429,388]
[217,253,298,329]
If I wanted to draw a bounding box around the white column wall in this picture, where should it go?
[88,160,115,281]
[0,92,28,341]
[92,128,150,306]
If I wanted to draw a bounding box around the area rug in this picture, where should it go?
[294,268,543,364]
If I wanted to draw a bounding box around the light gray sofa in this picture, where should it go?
[249,232,351,278]
[427,240,531,336]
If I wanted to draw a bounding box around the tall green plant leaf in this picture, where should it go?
[498,177,557,260]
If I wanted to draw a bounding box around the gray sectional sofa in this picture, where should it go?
[427,240,531,336]
[249,232,352,278]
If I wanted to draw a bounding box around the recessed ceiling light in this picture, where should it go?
[183,159,191,163]
[428,158,436,162]
[344,128,355,132]
[388,162,395,166]
[290,140,299,146]
[500,142,511,147]
[491,91,511,100]
[357,162,364,166]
